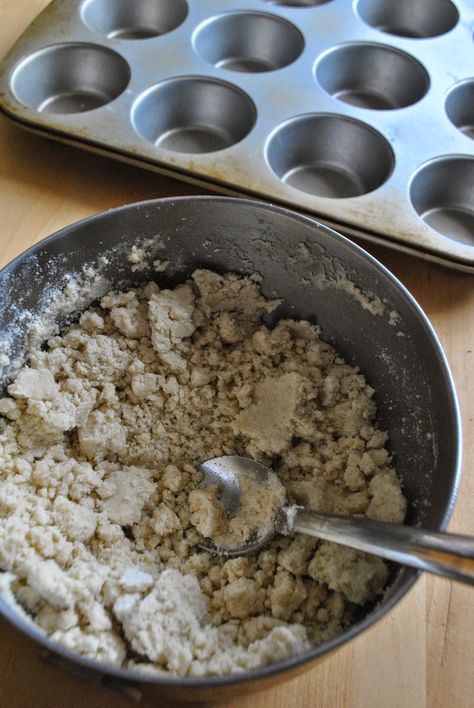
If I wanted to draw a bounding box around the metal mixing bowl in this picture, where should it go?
[0,197,461,703]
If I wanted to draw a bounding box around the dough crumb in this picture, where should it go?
[308,543,388,605]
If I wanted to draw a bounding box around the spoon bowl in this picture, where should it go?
[198,455,287,556]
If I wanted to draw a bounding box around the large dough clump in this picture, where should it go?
[233,373,307,454]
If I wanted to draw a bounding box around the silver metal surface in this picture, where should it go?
[10,42,131,114]
[445,79,474,140]
[410,157,474,246]
[193,11,304,72]
[314,42,429,110]
[266,1,332,7]
[0,196,462,700]
[0,0,473,268]
[81,0,189,40]
[265,113,395,198]
[131,76,257,153]
[355,0,460,39]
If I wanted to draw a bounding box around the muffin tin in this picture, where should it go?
[0,0,473,270]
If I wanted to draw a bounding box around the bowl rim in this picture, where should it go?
[0,195,462,691]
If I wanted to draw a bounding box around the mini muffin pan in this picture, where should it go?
[0,0,473,271]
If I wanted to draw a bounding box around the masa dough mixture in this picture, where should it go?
[189,466,287,551]
[0,269,406,677]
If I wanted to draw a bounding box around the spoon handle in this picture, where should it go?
[291,508,474,586]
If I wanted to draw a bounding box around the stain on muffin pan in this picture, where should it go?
[0,0,473,270]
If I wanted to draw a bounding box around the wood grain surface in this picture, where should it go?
[0,3,473,707]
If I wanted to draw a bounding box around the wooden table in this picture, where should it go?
[0,3,473,707]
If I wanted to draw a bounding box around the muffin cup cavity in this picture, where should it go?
[356,0,459,39]
[193,12,304,73]
[266,114,394,198]
[263,0,333,7]
[11,43,130,114]
[410,157,474,246]
[81,0,188,39]
[445,80,474,140]
[315,43,429,110]
[132,77,256,153]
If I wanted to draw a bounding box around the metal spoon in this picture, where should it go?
[198,455,474,586]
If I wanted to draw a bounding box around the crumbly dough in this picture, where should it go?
[0,269,406,677]
[189,469,286,550]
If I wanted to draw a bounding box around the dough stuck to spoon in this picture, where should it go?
[190,456,287,556]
